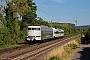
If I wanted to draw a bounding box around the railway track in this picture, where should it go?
[0,35,78,60]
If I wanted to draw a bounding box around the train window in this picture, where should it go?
[32,28,36,30]
[37,28,40,30]
[32,28,40,30]
[28,28,31,30]
[54,31,61,34]
[61,32,64,33]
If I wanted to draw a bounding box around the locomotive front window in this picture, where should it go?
[61,32,64,33]
[37,28,40,30]
[28,28,31,30]
[32,28,40,30]
[32,28,36,30]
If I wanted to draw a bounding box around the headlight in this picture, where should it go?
[27,38,30,40]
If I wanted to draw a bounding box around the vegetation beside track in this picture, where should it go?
[49,35,80,60]
[83,27,90,44]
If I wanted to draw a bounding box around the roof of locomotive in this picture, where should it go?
[53,28,64,32]
[28,25,50,28]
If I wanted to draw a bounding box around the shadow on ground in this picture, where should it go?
[77,37,90,60]
[77,47,90,60]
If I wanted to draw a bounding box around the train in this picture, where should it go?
[26,25,64,42]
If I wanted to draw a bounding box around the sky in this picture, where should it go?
[33,0,90,26]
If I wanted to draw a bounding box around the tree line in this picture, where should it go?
[83,27,90,44]
[0,0,77,48]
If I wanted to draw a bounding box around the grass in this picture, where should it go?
[0,44,21,49]
[49,36,81,60]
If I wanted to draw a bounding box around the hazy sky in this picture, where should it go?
[33,0,90,26]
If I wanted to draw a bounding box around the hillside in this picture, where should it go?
[77,25,90,29]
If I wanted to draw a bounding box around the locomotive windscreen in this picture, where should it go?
[28,28,31,30]
[28,28,40,30]
[32,28,40,30]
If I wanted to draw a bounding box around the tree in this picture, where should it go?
[0,12,10,47]
[0,0,36,46]
[21,0,37,30]
[0,13,4,27]
[0,13,7,26]
[36,17,49,26]
[61,23,73,35]
[14,20,20,35]
[84,27,90,43]
[5,2,15,35]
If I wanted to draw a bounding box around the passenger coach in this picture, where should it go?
[53,28,64,38]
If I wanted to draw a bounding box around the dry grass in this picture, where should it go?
[48,36,81,60]
[47,46,64,60]
[60,40,80,60]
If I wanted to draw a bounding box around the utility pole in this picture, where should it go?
[75,20,77,31]
[51,20,53,27]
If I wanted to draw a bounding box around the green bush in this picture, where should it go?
[69,44,78,49]
[49,57,60,60]
[0,27,9,46]
[84,27,90,43]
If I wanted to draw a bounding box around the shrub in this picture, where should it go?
[49,57,60,60]
[69,44,78,49]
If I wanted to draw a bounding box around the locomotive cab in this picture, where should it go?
[26,26,41,41]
